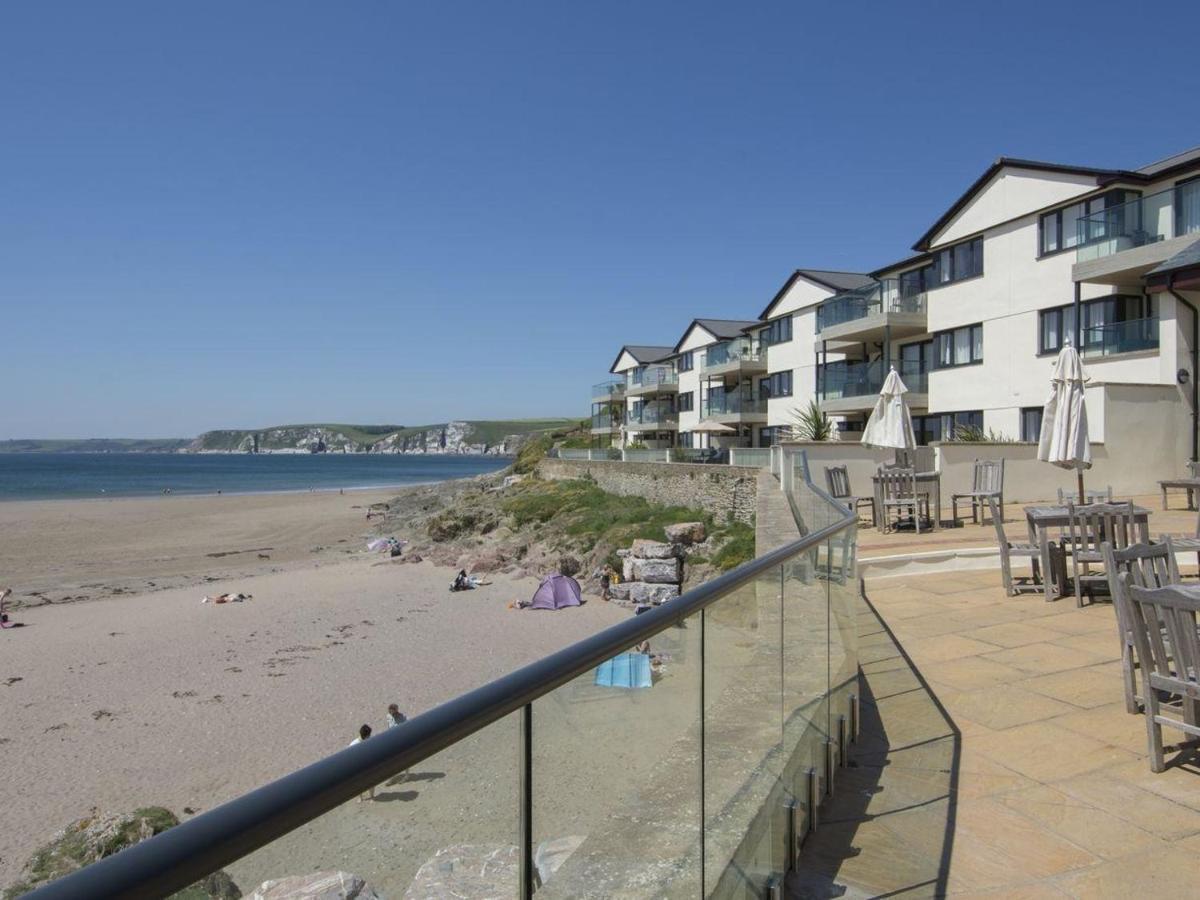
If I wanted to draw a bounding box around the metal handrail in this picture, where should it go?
[28,467,855,900]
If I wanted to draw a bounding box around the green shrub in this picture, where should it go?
[711,522,756,571]
[511,434,552,474]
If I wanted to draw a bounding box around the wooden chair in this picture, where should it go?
[952,459,1004,526]
[1158,505,1200,577]
[878,467,928,535]
[1124,579,1200,772]
[824,465,876,526]
[1102,540,1181,714]
[1066,501,1136,608]
[1058,485,1113,504]
[989,496,1056,596]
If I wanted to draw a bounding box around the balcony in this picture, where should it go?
[701,338,766,377]
[1081,316,1159,359]
[701,391,767,424]
[816,280,928,344]
[590,379,626,403]
[627,404,678,430]
[626,365,679,397]
[590,411,623,435]
[1073,185,1200,284]
[818,359,929,414]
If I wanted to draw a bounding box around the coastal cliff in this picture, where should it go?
[188,419,577,455]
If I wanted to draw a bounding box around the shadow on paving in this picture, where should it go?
[789,590,961,899]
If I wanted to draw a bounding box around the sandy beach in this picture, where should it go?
[0,489,631,890]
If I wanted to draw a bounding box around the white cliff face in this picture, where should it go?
[191,422,534,455]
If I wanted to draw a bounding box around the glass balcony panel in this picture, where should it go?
[703,568,785,897]
[702,392,767,417]
[701,337,763,370]
[827,527,859,735]
[1075,187,1186,262]
[818,359,928,401]
[629,403,677,426]
[591,379,627,400]
[1081,317,1159,358]
[220,715,518,899]
[816,280,926,332]
[532,618,702,898]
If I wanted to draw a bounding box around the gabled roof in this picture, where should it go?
[869,252,932,279]
[757,269,873,319]
[1136,145,1200,178]
[671,318,759,353]
[607,344,673,374]
[911,157,1132,252]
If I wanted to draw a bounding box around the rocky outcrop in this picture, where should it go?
[664,521,706,545]
[248,871,378,900]
[189,422,559,456]
[3,807,240,900]
[612,526,690,609]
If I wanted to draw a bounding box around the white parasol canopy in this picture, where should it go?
[861,367,916,451]
[1037,339,1091,499]
[692,420,736,433]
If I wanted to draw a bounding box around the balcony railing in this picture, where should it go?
[627,405,677,427]
[816,279,927,333]
[702,391,766,417]
[27,450,858,900]
[1081,316,1159,358]
[591,412,623,430]
[1076,185,1200,263]
[701,338,763,370]
[626,365,678,390]
[819,359,929,401]
[591,379,627,401]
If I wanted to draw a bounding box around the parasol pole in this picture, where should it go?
[1077,467,1086,505]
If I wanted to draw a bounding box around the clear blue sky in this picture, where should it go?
[2,1,1197,438]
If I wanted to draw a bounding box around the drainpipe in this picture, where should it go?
[1167,272,1200,463]
[1073,282,1082,348]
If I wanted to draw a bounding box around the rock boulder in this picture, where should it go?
[629,539,675,559]
[249,871,379,900]
[627,582,680,604]
[403,844,519,899]
[630,558,680,584]
[664,522,706,545]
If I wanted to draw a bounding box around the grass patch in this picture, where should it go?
[710,521,755,571]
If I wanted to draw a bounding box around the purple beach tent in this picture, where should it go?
[529,573,583,610]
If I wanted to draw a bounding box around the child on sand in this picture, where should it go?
[348,724,375,801]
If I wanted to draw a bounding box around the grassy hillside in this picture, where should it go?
[190,419,578,452]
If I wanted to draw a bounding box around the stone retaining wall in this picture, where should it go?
[536,458,757,525]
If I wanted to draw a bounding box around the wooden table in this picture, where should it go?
[1158,478,1200,510]
[1024,504,1152,601]
[872,471,941,533]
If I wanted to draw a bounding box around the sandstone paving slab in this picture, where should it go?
[981,641,1112,676]
[899,634,1004,664]
[1021,663,1126,708]
[966,621,1064,649]
[971,721,1139,782]
[1050,703,1149,755]
[946,883,1072,899]
[935,684,1077,732]
[914,655,1028,692]
[1046,629,1122,658]
[1049,769,1200,841]
[1099,757,1200,812]
[1052,833,1200,897]
[996,782,1166,861]
[1034,608,1119,635]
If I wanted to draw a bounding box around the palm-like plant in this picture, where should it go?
[791,400,834,441]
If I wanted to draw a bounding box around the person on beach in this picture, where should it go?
[348,724,375,801]
[387,704,407,728]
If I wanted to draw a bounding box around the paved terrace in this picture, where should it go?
[790,495,1200,898]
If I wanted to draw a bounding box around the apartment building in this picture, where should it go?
[591,144,1200,462]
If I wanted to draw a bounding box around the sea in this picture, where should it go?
[0,453,511,501]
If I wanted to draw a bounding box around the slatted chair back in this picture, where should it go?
[972,459,1004,495]
[1125,581,1200,700]
[825,465,852,500]
[1102,540,1179,637]
[1058,485,1114,504]
[988,496,1010,547]
[1066,501,1136,557]
[879,467,918,503]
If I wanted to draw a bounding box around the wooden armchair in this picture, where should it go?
[1125,579,1200,772]
[878,467,928,535]
[1102,540,1181,714]
[952,459,1004,526]
[824,465,876,526]
[1066,501,1136,608]
[989,497,1057,596]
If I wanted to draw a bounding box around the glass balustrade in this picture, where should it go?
[819,359,928,400]
[1081,317,1159,358]
[1076,185,1200,263]
[702,392,767,417]
[816,280,927,332]
[702,338,763,370]
[31,449,858,900]
[591,379,627,401]
[628,404,677,426]
[627,366,678,390]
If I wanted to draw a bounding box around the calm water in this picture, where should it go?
[0,453,510,501]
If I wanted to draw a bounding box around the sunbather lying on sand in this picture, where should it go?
[201,592,252,604]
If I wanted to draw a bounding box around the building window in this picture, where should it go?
[678,431,693,449]
[934,324,983,368]
[759,426,783,446]
[912,410,983,443]
[760,316,792,347]
[678,351,693,372]
[898,266,929,298]
[1176,176,1200,238]
[1038,190,1140,257]
[1020,407,1043,442]
[677,391,694,412]
[1038,295,1155,355]
[759,370,793,399]
[930,236,983,287]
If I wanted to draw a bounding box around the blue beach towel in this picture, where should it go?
[594,652,652,689]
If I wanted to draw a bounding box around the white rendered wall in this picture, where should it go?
[763,276,835,430]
